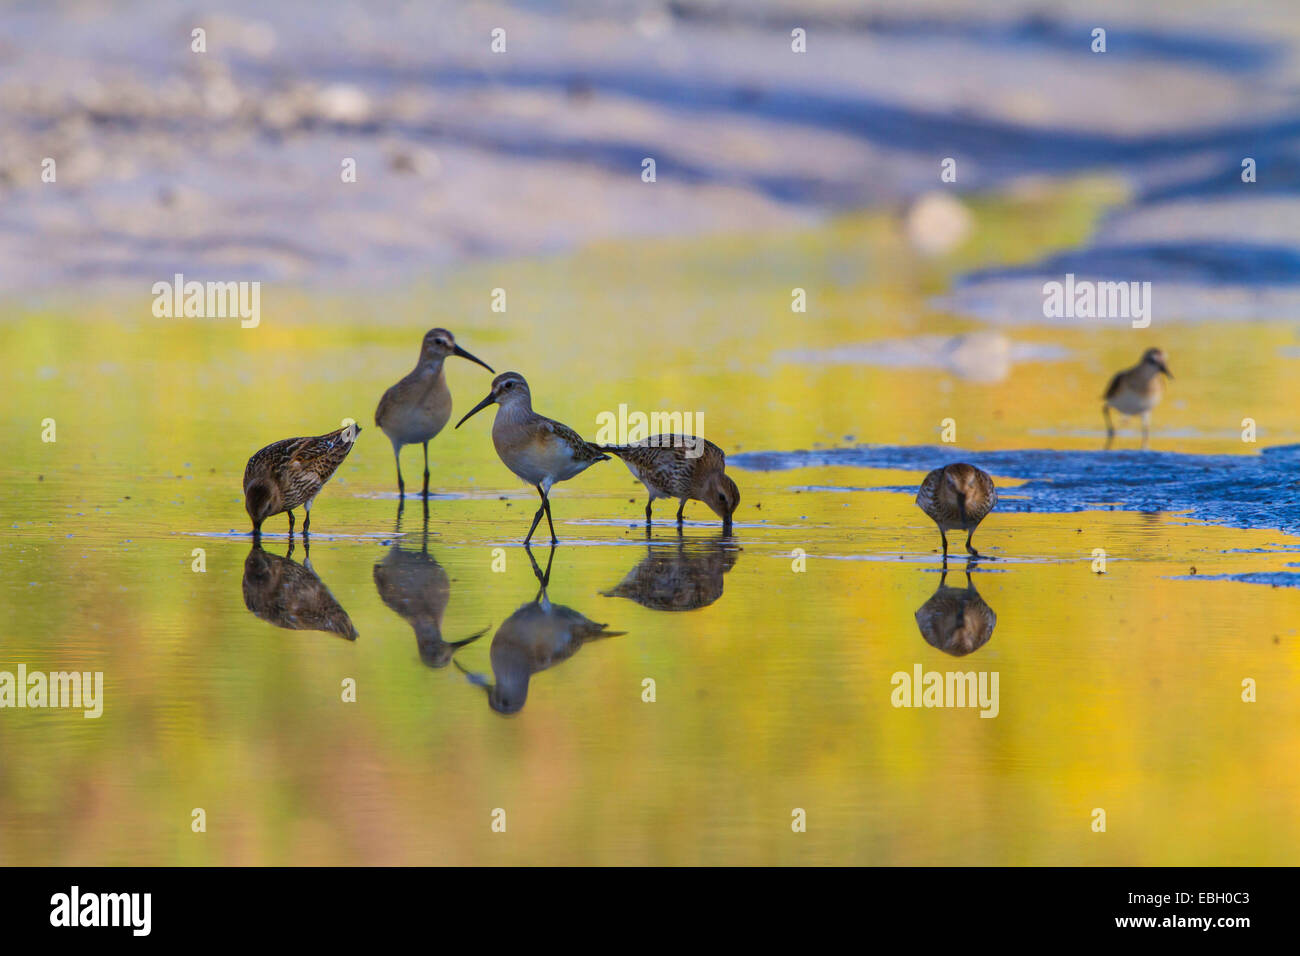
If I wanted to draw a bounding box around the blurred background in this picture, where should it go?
[2,0,1300,322]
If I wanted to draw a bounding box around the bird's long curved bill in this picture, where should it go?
[448,626,490,649]
[453,344,495,373]
[456,393,495,428]
[1159,362,1174,379]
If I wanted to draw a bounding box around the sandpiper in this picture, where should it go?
[914,569,996,656]
[455,371,608,545]
[915,462,998,560]
[1103,347,1172,449]
[375,328,494,498]
[243,424,360,536]
[600,435,740,532]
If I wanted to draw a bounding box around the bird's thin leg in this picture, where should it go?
[287,510,295,538]
[940,528,949,559]
[676,499,686,525]
[302,498,312,536]
[524,488,546,545]
[422,441,430,497]
[542,491,557,545]
[1103,404,1115,449]
[1141,412,1150,450]
[965,528,981,558]
[645,498,653,525]
[393,442,405,499]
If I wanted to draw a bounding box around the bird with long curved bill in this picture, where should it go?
[375,327,494,498]
[456,371,608,545]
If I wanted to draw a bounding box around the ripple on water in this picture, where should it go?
[733,443,1300,536]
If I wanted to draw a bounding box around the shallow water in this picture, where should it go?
[3,195,1300,865]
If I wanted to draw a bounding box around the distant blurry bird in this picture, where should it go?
[455,546,623,715]
[600,435,740,532]
[375,328,494,498]
[456,372,608,545]
[242,540,358,640]
[916,463,998,560]
[372,513,487,667]
[1103,347,1173,449]
[602,532,739,611]
[914,568,996,656]
[244,424,360,537]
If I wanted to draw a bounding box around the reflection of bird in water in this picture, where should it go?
[242,539,358,640]
[602,532,739,611]
[455,545,623,715]
[372,507,486,667]
[914,568,996,657]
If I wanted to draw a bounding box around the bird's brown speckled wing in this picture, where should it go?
[1103,370,1124,400]
[542,417,608,462]
[284,428,356,495]
[971,467,998,520]
[602,436,723,497]
[915,467,944,514]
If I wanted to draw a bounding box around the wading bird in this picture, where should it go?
[600,435,740,533]
[1103,347,1173,449]
[375,328,494,498]
[916,462,998,561]
[244,424,360,537]
[455,371,608,545]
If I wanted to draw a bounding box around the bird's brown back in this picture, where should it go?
[244,426,359,512]
[603,436,725,498]
[916,463,997,527]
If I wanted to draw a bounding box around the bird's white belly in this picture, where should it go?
[505,440,575,486]
[1108,390,1157,415]
[387,403,449,444]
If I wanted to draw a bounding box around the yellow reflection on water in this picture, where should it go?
[1,183,1298,864]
